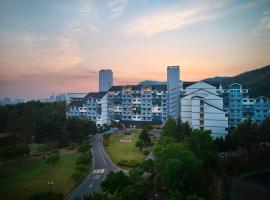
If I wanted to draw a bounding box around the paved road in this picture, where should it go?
[65,133,125,200]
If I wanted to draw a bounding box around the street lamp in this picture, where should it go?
[48,181,54,191]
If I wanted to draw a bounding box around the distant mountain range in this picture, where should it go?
[138,65,270,97]
[138,80,166,85]
[202,76,229,82]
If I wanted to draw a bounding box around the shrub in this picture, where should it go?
[46,152,60,164]
[142,149,150,156]
[78,143,91,153]
[35,144,48,153]
[76,154,90,165]
[117,160,128,166]
[124,132,131,135]
[128,160,139,167]
[51,149,59,154]
[117,159,139,168]
[0,143,29,159]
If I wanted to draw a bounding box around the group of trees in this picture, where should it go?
[86,116,270,200]
[0,101,97,159]
[84,117,219,200]
[152,117,218,199]
[135,127,151,151]
[215,118,270,152]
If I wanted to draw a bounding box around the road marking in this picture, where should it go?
[93,168,105,174]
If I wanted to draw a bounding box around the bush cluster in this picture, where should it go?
[117,159,139,168]
[46,151,60,164]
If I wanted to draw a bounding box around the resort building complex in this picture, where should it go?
[66,67,270,138]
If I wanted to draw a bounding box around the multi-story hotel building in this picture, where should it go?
[66,67,270,138]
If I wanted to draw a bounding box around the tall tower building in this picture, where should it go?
[167,66,180,120]
[99,69,113,92]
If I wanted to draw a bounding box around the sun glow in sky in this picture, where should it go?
[0,0,270,99]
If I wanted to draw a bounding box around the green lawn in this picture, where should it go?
[104,133,146,167]
[0,152,83,200]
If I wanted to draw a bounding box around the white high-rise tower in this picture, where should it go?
[99,69,113,92]
[167,66,180,120]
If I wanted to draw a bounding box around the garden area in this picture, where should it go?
[103,130,154,169]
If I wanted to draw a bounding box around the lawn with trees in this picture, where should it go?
[0,152,84,200]
[0,101,95,200]
[86,117,270,200]
[104,133,146,169]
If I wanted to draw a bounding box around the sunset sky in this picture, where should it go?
[0,0,270,99]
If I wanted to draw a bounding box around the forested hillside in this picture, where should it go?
[205,65,270,97]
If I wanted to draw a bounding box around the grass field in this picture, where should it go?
[0,152,83,200]
[104,133,146,167]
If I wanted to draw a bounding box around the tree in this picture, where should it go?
[101,171,130,193]
[46,152,60,164]
[161,117,192,142]
[142,159,154,173]
[17,108,36,144]
[259,118,270,143]
[0,142,29,159]
[135,140,144,151]
[66,117,97,143]
[139,129,151,145]
[184,129,218,168]
[76,154,91,165]
[161,117,178,142]
[231,118,259,149]
[166,190,183,200]
[78,143,91,153]
[154,143,202,194]
[118,186,137,200]
[177,120,192,140]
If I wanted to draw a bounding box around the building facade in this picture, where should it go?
[220,83,270,127]
[181,82,228,138]
[66,67,270,138]
[107,85,168,126]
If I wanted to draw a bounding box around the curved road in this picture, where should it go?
[65,133,126,200]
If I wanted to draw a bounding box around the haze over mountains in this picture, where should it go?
[138,65,270,97]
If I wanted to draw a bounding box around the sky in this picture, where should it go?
[0,0,270,100]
